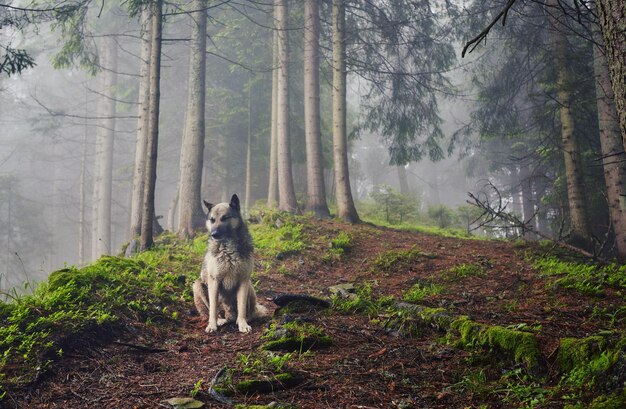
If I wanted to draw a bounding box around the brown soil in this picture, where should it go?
[4,220,623,408]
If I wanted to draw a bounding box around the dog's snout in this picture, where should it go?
[211,227,223,240]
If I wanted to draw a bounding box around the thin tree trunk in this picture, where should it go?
[79,119,87,265]
[267,28,279,208]
[168,188,179,231]
[275,0,298,213]
[596,0,626,151]
[244,73,253,216]
[519,163,536,240]
[593,15,626,259]
[92,36,118,259]
[178,0,207,239]
[332,0,359,223]
[551,17,592,246]
[304,0,330,218]
[140,0,163,251]
[129,8,152,242]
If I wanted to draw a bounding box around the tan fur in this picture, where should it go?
[192,195,267,333]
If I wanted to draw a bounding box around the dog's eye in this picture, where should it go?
[209,217,216,223]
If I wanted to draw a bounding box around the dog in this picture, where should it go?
[192,194,267,333]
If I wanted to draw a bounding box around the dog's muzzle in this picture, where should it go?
[210,228,224,241]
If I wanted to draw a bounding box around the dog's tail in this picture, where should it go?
[253,302,269,319]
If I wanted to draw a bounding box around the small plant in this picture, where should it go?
[373,248,436,273]
[331,282,395,318]
[190,378,204,398]
[402,282,444,303]
[327,232,353,260]
[445,263,486,281]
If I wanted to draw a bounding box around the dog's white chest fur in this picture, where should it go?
[204,242,253,290]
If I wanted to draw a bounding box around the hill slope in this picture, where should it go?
[2,215,626,408]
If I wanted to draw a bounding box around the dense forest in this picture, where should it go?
[2,0,624,292]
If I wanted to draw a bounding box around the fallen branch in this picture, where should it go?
[208,367,233,406]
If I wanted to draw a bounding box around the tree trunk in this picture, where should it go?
[267,28,279,208]
[140,0,163,251]
[275,0,298,213]
[332,0,359,223]
[551,18,592,246]
[129,8,152,242]
[593,16,626,259]
[397,165,410,196]
[304,0,330,218]
[79,120,87,265]
[519,163,536,240]
[92,36,117,259]
[596,0,626,152]
[167,188,179,231]
[178,0,207,239]
[244,73,253,216]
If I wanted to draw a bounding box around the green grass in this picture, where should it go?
[445,263,486,280]
[403,282,444,303]
[0,237,202,395]
[249,217,306,258]
[373,248,437,273]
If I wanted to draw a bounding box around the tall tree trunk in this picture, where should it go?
[244,74,253,216]
[178,0,207,239]
[304,0,330,218]
[332,0,359,223]
[551,17,592,246]
[129,8,152,243]
[92,36,118,259]
[535,177,550,237]
[519,163,536,240]
[140,0,163,251]
[593,16,626,259]
[596,0,626,151]
[397,165,410,196]
[79,119,88,265]
[167,188,179,231]
[275,0,298,213]
[267,28,279,208]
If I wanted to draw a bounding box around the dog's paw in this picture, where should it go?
[205,324,218,333]
[237,321,252,333]
[217,318,230,327]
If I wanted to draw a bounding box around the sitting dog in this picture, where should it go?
[192,194,266,333]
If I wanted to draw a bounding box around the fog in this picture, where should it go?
[4,0,605,293]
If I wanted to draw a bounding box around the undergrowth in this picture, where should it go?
[0,236,203,395]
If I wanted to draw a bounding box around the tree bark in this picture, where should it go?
[551,17,592,246]
[275,0,298,213]
[593,15,626,259]
[332,0,359,223]
[140,0,163,251]
[397,165,410,196]
[92,36,117,259]
[519,163,536,240]
[244,73,253,216]
[596,0,626,152]
[178,0,207,239]
[129,8,152,242]
[304,0,330,218]
[267,28,279,208]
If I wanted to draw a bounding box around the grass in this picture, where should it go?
[0,236,203,395]
[403,282,444,303]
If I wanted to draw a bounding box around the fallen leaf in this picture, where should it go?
[162,397,204,408]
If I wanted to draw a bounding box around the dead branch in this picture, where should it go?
[462,0,518,57]
[208,366,233,405]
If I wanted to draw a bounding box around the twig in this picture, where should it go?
[208,367,233,405]
[112,341,168,353]
[462,0,518,57]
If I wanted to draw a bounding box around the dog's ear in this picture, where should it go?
[203,200,214,214]
[229,194,240,212]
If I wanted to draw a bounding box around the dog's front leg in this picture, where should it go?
[205,278,219,333]
[236,282,252,333]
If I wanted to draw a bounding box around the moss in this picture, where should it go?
[234,372,300,394]
[261,321,332,352]
[449,317,543,373]
[373,249,437,273]
[557,336,606,373]
[588,390,626,409]
[402,282,444,303]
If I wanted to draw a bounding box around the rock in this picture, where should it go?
[162,397,204,408]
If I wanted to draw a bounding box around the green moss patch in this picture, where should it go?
[373,248,437,273]
[261,321,332,352]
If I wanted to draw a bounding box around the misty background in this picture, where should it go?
[0,0,616,293]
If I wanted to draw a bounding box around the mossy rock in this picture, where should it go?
[261,321,332,352]
[557,336,607,373]
[234,372,302,394]
[450,316,545,376]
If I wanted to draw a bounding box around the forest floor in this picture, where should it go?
[4,217,626,408]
